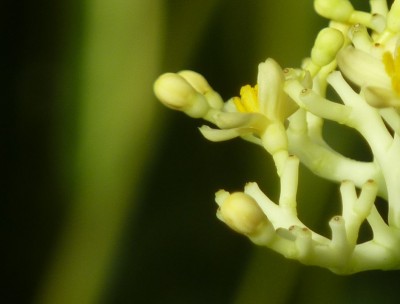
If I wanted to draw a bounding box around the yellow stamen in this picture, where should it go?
[383,46,400,95]
[233,85,260,113]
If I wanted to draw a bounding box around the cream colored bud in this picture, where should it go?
[178,70,212,94]
[311,28,344,67]
[179,70,224,110]
[217,192,268,236]
[153,73,209,118]
[154,73,196,109]
[314,0,354,22]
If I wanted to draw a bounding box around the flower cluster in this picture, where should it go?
[154,0,400,274]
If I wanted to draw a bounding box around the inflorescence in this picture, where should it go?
[154,0,400,274]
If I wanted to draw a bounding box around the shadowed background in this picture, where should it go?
[4,0,400,303]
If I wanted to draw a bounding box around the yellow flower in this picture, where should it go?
[200,58,297,143]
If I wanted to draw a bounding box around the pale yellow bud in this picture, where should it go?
[178,70,212,94]
[153,73,209,118]
[217,192,268,236]
[178,70,224,110]
[311,28,344,67]
[314,0,354,22]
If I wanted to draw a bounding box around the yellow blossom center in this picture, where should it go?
[233,85,260,113]
[383,46,400,95]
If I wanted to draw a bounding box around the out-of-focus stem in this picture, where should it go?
[36,1,164,303]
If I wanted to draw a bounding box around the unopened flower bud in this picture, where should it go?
[178,70,224,110]
[216,192,268,236]
[314,0,354,22]
[178,70,212,94]
[311,28,344,67]
[154,73,209,118]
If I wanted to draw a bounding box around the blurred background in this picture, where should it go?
[5,0,400,303]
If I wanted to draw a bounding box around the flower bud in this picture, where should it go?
[311,28,344,67]
[216,192,268,236]
[153,73,209,118]
[178,70,212,94]
[314,0,354,22]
